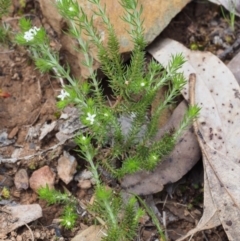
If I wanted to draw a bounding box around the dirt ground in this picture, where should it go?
[1,0,239,240]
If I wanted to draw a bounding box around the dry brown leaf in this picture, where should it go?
[39,121,57,140]
[0,204,42,237]
[121,100,201,195]
[148,38,240,241]
[71,225,105,241]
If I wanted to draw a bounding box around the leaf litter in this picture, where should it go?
[0,204,42,238]
[148,38,240,240]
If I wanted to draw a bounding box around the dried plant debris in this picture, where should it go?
[148,38,240,241]
[0,130,15,147]
[0,204,42,237]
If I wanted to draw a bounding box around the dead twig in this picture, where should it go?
[24,222,35,241]
[0,137,72,163]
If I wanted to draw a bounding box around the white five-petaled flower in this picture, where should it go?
[86,112,96,125]
[23,26,40,42]
[57,89,70,100]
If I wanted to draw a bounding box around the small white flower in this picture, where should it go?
[24,31,34,42]
[66,221,71,227]
[24,27,40,42]
[31,26,40,34]
[99,31,105,42]
[86,112,96,125]
[57,89,70,100]
[140,82,146,87]
[151,155,157,160]
[69,6,75,11]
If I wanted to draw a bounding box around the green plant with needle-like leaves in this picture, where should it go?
[15,0,199,239]
[0,0,11,43]
[0,0,11,18]
[38,185,78,229]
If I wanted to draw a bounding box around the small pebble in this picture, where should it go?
[74,169,93,181]
[78,179,92,189]
[213,36,223,46]
[29,166,56,192]
[14,169,29,190]
[34,231,41,239]
[210,20,218,27]
[16,235,22,241]
[11,73,20,80]
[57,151,77,184]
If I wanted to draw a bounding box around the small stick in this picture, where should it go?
[188,73,196,113]
[189,73,205,146]
[24,222,35,241]
[112,96,122,109]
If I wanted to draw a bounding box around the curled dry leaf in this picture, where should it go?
[148,38,240,241]
[39,121,57,140]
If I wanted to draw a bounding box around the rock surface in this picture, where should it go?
[39,0,190,78]
[78,179,92,189]
[14,169,29,190]
[57,151,77,184]
[29,166,56,192]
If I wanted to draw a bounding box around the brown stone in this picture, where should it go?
[57,151,77,184]
[78,179,92,190]
[14,169,29,190]
[39,0,190,78]
[29,166,56,193]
